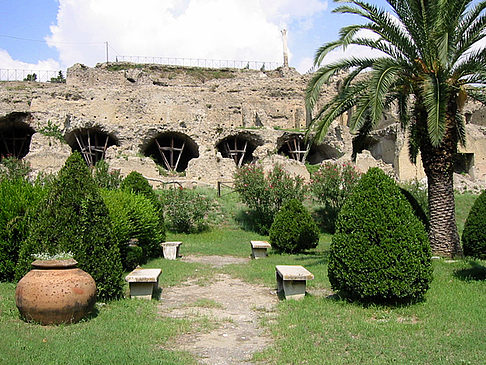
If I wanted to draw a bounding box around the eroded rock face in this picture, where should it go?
[1,62,485,189]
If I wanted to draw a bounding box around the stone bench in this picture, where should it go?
[275,265,314,300]
[125,268,161,300]
[250,240,271,259]
[161,241,182,260]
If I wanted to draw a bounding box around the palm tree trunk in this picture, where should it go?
[421,123,462,258]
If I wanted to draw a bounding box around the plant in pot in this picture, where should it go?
[15,251,97,325]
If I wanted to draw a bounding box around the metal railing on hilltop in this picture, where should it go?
[0,56,281,83]
[0,69,67,82]
[117,55,280,71]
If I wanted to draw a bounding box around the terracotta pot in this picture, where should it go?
[15,259,96,325]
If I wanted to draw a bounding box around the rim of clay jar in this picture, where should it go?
[31,258,78,269]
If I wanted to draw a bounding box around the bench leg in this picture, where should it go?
[276,272,284,296]
[129,282,157,300]
[282,280,307,300]
[163,246,178,260]
[251,248,268,259]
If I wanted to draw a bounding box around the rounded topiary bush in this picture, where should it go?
[269,199,319,254]
[329,168,432,303]
[462,190,486,259]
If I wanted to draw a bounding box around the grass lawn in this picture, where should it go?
[0,191,483,364]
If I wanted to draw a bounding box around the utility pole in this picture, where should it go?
[105,41,109,63]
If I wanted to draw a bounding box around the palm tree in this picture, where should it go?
[306,0,486,257]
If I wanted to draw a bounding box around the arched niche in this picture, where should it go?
[352,134,396,165]
[0,112,34,161]
[306,143,344,165]
[216,133,261,167]
[65,128,118,166]
[277,134,308,162]
[143,132,199,172]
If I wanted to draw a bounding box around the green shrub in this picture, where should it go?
[233,164,307,234]
[101,189,164,267]
[0,178,47,281]
[121,171,165,235]
[93,159,122,190]
[161,187,213,233]
[0,157,31,181]
[125,244,143,270]
[17,152,123,301]
[269,199,319,254]
[309,161,361,232]
[329,168,432,303]
[462,190,486,259]
[121,171,158,204]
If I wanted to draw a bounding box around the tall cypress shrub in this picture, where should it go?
[17,152,123,301]
[329,168,432,303]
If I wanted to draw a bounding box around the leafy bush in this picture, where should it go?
[101,189,164,268]
[161,187,213,233]
[17,152,123,301]
[462,190,486,259]
[0,157,32,181]
[309,161,361,232]
[269,199,319,254]
[329,168,432,303]
[121,171,158,205]
[233,164,307,234]
[125,244,143,270]
[0,178,47,281]
[93,159,122,190]
[121,171,165,234]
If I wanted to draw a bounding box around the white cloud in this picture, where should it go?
[0,49,61,80]
[296,56,314,74]
[45,0,328,69]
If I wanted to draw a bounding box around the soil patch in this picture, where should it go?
[159,272,277,364]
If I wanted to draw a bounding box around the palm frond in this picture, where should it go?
[422,73,449,146]
[307,82,368,143]
[368,60,401,125]
[305,57,376,111]
[336,1,420,61]
[455,112,467,148]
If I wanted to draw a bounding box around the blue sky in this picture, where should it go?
[0,0,403,74]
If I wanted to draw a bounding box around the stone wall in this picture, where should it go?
[0,62,485,191]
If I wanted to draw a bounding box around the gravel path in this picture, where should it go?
[158,255,277,364]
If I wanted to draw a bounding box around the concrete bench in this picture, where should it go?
[161,241,182,260]
[276,265,314,300]
[125,268,162,300]
[250,240,271,259]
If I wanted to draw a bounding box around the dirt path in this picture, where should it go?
[158,255,277,365]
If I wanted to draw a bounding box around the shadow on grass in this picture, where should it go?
[293,251,329,267]
[234,210,270,234]
[453,261,486,281]
[323,290,426,308]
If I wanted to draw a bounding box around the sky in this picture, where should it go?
[4,0,473,77]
